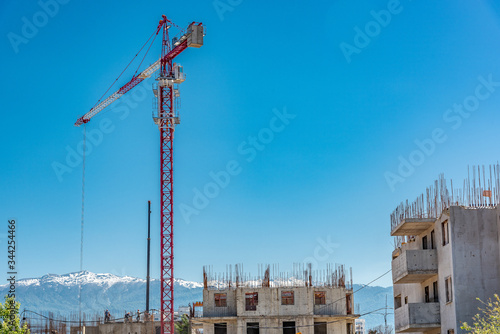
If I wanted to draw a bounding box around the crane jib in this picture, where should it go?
[74,22,202,127]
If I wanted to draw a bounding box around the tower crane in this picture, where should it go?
[74,15,204,334]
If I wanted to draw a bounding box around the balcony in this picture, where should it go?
[202,307,237,317]
[313,304,344,316]
[395,303,440,333]
[392,249,438,284]
[391,218,435,236]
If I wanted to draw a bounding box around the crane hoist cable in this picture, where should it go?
[79,123,86,322]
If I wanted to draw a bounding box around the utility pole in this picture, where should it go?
[384,294,388,334]
[146,201,151,312]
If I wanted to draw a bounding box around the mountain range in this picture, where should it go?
[0,271,393,330]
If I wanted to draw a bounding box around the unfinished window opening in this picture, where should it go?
[245,292,258,311]
[347,323,353,334]
[430,230,435,249]
[214,293,227,307]
[315,291,326,305]
[445,277,453,303]
[433,281,439,302]
[422,235,428,249]
[394,295,402,309]
[314,322,327,334]
[247,322,259,334]
[346,293,353,314]
[442,220,449,245]
[283,322,295,334]
[424,286,430,303]
[281,291,294,305]
[214,323,227,334]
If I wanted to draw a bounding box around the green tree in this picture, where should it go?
[462,294,500,334]
[0,296,29,334]
[175,314,189,334]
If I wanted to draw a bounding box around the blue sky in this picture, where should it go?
[1,0,500,288]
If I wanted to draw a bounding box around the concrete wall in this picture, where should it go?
[392,206,500,334]
[450,206,500,333]
[204,286,350,318]
[204,289,238,317]
[392,249,438,283]
[200,316,354,334]
[435,211,456,334]
[199,286,355,334]
[394,302,440,332]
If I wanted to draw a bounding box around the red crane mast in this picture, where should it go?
[74,15,204,334]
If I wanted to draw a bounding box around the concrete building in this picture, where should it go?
[390,168,500,334]
[355,319,365,334]
[191,265,358,334]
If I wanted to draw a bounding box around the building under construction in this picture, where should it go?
[390,164,500,334]
[191,264,358,334]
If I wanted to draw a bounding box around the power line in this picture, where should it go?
[307,268,392,316]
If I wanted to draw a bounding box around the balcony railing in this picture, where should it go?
[392,249,438,284]
[202,307,237,317]
[395,303,440,333]
[313,303,344,316]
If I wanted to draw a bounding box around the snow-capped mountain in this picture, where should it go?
[1,271,203,318]
[2,271,392,330]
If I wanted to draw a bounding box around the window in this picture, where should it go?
[422,236,428,249]
[404,296,408,304]
[433,281,439,302]
[214,293,227,307]
[314,322,327,334]
[394,295,402,309]
[445,277,453,303]
[430,230,435,249]
[442,220,449,245]
[283,322,295,334]
[315,291,326,305]
[281,291,294,305]
[447,330,455,334]
[346,293,353,314]
[247,322,259,334]
[347,323,353,334]
[245,292,258,311]
[424,286,430,303]
[215,323,227,334]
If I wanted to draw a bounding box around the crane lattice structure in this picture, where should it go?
[74,15,204,334]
